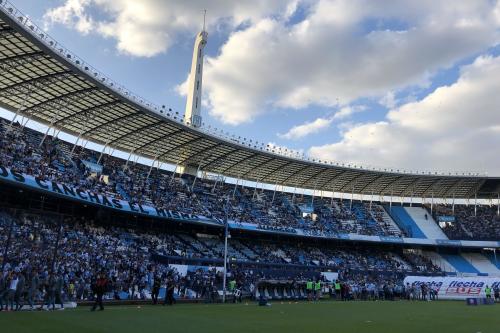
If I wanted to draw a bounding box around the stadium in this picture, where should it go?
[0,1,500,332]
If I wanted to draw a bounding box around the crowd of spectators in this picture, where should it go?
[0,120,405,238]
[0,120,498,241]
[431,204,500,241]
[0,207,440,309]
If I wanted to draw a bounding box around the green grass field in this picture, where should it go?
[1,301,499,333]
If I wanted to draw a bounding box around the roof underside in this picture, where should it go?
[0,5,498,199]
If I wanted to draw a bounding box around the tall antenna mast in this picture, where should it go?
[203,9,207,32]
[184,10,208,130]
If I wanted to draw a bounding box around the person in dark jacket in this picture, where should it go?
[91,272,108,311]
[54,273,64,309]
[14,271,25,311]
[40,275,56,310]
[0,272,9,311]
[163,277,175,306]
[151,275,161,305]
[27,269,39,310]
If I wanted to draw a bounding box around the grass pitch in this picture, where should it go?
[1,300,498,333]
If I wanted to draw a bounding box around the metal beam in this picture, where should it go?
[81,108,139,136]
[297,166,333,189]
[134,128,187,155]
[216,151,259,175]
[239,157,280,179]
[22,86,98,119]
[53,97,119,127]
[0,51,45,72]
[321,169,348,193]
[279,164,315,187]
[0,70,73,97]
[106,119,164,147]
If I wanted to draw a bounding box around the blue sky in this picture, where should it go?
[6,0,500,175]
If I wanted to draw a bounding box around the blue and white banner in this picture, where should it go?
[404,276,500,300]
[0,165,499,249]
[0,165,223,226]
[437,216,456,223]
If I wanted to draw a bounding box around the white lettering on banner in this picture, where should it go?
[404,276,500,300]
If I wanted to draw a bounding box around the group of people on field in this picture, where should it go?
[0,269,64,311]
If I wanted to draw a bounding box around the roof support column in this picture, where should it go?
[146,155,159,180]
[169,154,182,186]
[474,193,477,217]
[252,179,259,200]
[212,175,219,193]
[431,192,434,215]
[97,144,108,164]
[190,161,203,192]
[452,192,455,214]
[369,191,374,211]
[330,181,335,206]
[97,135,111,164]
[69,134,82,158]
[291,187,296,205]
[497,193,499,216]
[20,114,31,129]
[349,184,354,211]
[82,139,89,150]
[40,105,63,147]
[389,190,393,211]
[125,150,135,168]
[271,183,278,204]
[232,178,239,199]
[9,85,33,128]
[70,117,89,158]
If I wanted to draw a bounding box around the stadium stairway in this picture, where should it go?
[404,207,448,239]
[423,251,457,273]
[462,253,500,275]
[440,254,480,274]
[371,203,403,236]
[486,253,500,270]
[385,206,426,238]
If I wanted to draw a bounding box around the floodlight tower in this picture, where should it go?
[184,11,208,128]
[176,11,208,176]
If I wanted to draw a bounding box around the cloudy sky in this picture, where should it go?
[8,0,500,175]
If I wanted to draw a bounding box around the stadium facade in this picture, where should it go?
[0,0,499,306]
[0,1,498,201]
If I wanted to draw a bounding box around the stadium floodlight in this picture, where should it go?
[222,196,230,303]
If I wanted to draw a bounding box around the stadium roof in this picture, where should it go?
[0,1,498,200]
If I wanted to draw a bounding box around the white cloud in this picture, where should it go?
[309,54,500,175]
[278,106,365,140]
[43,0,296,57]
[44,0,93,34]
[332,106,366,120]
[379,91,397,109]
[279,116,334,140]
[203,0,500,125]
